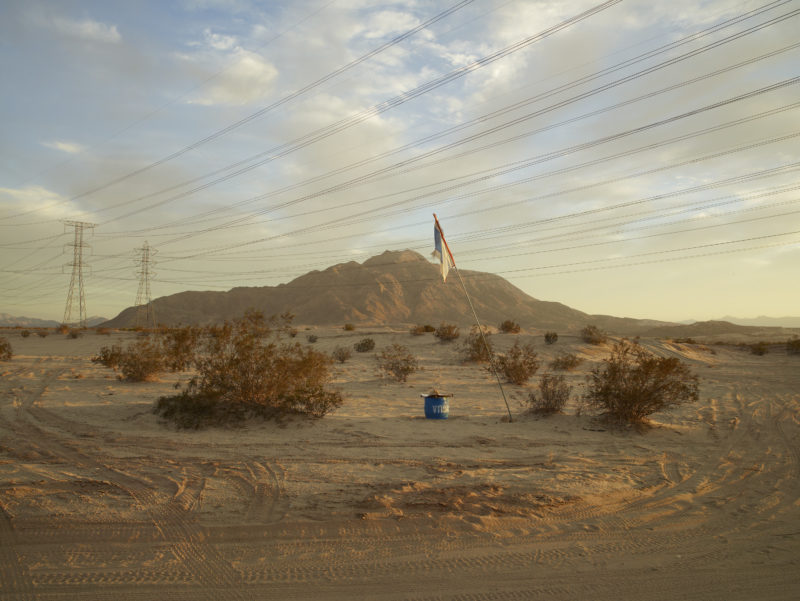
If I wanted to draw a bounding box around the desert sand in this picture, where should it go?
[1,327,798,600]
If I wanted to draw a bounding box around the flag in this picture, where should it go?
[432,214,455,282]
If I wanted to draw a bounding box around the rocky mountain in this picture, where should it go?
[102,250,677,333]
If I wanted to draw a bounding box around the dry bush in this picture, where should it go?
[307,334,318,343]
[550,352,582,371]
[423,324,436,333]
[95,327,112,336]
[376,343,419,382]
[154,311,342,428]
[343,323,355,331]
[354,337,375,352]
[787,337,800,355]
[460,326,493,363]
[67,329,82,339]
[37,330,49,338]
[20,330,31,338]
[750,341,769,356]
[584,339,699,426]
[525,373,570,415]
[159,325,200,372]
[117,337,164,382]
[544,331,558,345]
[0,337,13,361]
[434,322,460,342]
[332,346,352,363]
[56,324,69,335]
[499,320,521,334]
[92,344,124,370]
[409,325,427,336]
[581,325,607,345]
[496,340,539,385]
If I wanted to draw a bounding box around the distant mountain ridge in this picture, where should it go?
[0,314,107,328]
[717,315,800,328]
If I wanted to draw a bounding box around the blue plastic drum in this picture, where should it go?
[423,395,449,419]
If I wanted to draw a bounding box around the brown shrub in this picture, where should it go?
[496,340,539,385]
[332,346,353,363]
[584,339,699,425]
[499,320,521,334]
[544,331,558,345]
[525,373,571,415]
[0,337,12,361]
[581,325,607,345]
[787,337,800,355]
[460,325,493,363]
[549,352,582,371]
[376,344,419,382]
[434,322,460,342]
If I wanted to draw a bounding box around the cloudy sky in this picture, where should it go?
[1,0,798,323]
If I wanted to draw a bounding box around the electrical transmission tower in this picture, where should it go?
[134,241,157,329]
[62,220,95,328]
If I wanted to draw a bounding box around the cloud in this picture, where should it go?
[50,16,122,44]
[42,140,85,154]
[186,48,278,106]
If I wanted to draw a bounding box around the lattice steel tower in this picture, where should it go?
[62,220,95,328]
[134,241,157,329]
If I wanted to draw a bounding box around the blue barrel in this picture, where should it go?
[424,395,449,419]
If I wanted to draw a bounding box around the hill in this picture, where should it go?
[103,250,676,333]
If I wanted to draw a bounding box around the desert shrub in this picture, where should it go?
[36,330,48,338]
[67,329,82,339]
[0,337,12,361]
[92,344,124,370]
[117,337,164,382]
[461,326,493,363]
[159,326,200,372]
[544,331,558,345]
[673,337,697,344]
[499,320,521,334]
[550,352,582,371]
[409,325,427,336]
[307,334,318,343]
[95,327,111,336]
[288,328,298,338]
[56,324,69,335]
[20,330,31,338]
[423,324,436,332]
[332,346,352,363]
[787,337,800,355]
[525,373,570,415]
[750,341,769,356]
[434,322,460,342]
[354,337,375,352]
[376,344,419,382]
[343,323,355,331]
[155,311,342,428]
[496,340,539,385]
[581,324,607,345]
[584,339,700,425]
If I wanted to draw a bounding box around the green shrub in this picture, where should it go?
[787,337,800,355]
[332,346,352,363]
[155,311,342,428]
[496,340,539,385]
[581,324,607,345]
[525,373,570,415]
[354,337,375,352]
[343,323,355,331]
[750,341,769,356]
[376,344,419,382]
[549,352,582,371]
[499,320,521,334]
[584,339,699,425]
[0,337,13,361]
[544,331,558,345]
[20,330,31,338]
[461,326,493,363]
[434,322,460,342]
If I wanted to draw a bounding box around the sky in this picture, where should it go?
[1,0,798,324]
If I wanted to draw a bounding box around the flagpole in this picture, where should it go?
[433,214,513,423]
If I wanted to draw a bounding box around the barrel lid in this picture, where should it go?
[420,388,452,398]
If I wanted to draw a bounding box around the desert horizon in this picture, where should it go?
[1,324,798,599]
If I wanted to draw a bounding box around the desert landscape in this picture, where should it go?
[1,325,798,600]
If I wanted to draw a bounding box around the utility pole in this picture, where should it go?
[134,241,157,329]
[62,220,95,328]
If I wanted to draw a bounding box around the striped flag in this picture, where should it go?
[432,214,455,283]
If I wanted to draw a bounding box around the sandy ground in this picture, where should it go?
[1,326,798,600]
